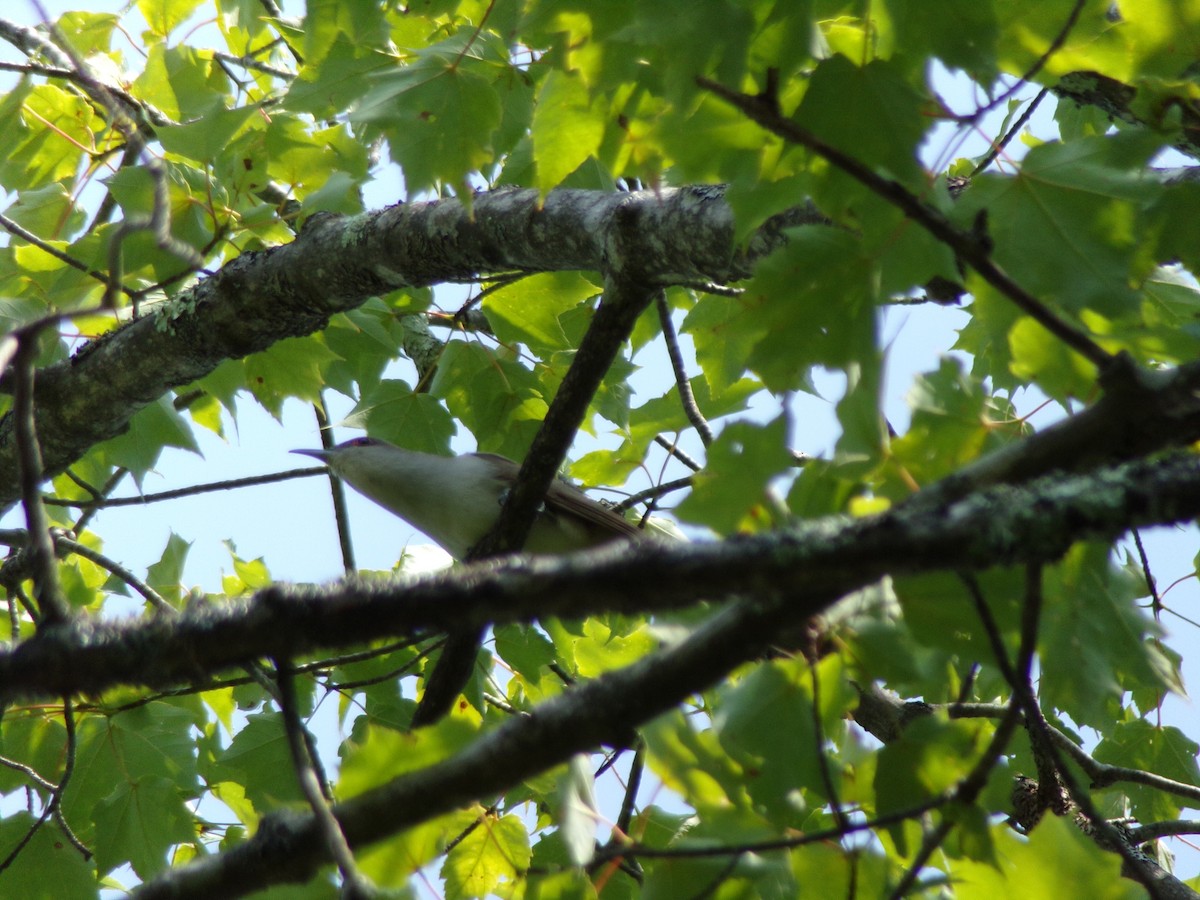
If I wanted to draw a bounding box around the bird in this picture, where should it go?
[293,436,652,728]
[292,436,644,560]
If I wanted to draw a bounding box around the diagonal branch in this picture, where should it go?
[417,207,666,725]
[697,76,1114,371]
[131,594,811,899]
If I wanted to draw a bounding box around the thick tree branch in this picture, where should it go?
[131,595,810,899]
[4,449,1200,705]
[0,187,811,514]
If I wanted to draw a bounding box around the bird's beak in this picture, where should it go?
[292,448,333,462]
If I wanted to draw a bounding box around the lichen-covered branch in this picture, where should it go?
[3,448,1200,705]
[0,187,815,513]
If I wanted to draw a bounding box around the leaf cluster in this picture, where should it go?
[0,1,1199,898]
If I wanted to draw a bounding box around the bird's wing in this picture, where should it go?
[544,477,645,539]
[471,453,644,540]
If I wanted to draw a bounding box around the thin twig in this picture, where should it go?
[70,469,126,535]
[10,337,68,626]
[969,87,1050,177]
[596,794,948,863]
[427,308,493,335]
[697,76,1115,372]
[54,535,173,614]
[326,646,428,692]
[656,291,713,446]
[452,271,530,316]
[1010,567,1170,896]
[68,638,427,717]
[62,470,102,498]
[1128,820,1200,844]
[443,804,498,856]
[483,692,518,714]
[614,741,645,840]
[0,697,89,873]
[955,662,980,704]
[0,213,126,297]
[0,754,56,792]
[43,467,325,508]
[653,435,703,471]
[273,659,373,898]
[807,650,848,833]
[960,570,1059,793]
[672,280,744,297]
[1132,528,1162,619]
[615,476,693,513]
[211,50,294,80]
[413,267,660,727]
[314,399,356,574]
[962,0,1085,122]
[49,699,88,857]
[6,583,37,623]
[105,158,204,313]
[13,13,204,320]
[891,569,1044,900]
[887,696,1200,809]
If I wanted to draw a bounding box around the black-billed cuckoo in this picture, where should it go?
[293,436,651,726]
[293,436,644,559]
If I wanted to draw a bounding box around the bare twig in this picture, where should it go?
[54,536,173,614]
[273,660,373,898]
[105,159,205,313]
[870,696,1200,809]
[697,77,1115,372]
[212,50,294,81]
[314,399,356,574]
[653,435,703,471]
[452,271,530,316]
[656,291,713,446]
[0,213,126,297]
[1128,820,1200,844]
[427,308,493,335]
[1131,528,1163,620]
[10,11,205,316]
[961,0,1085,122]
[0,697,89,874]
[413,263,660,727]
[615,476,693,513]
[671,280,744,297]
[597,793,947,864]
[614,740,645,840]
[10,337,68,626]
[807,649,848,833]
[43,467,325,508]
[969,87,1051,177]
[1008,567,1173,896]
[66,637,426,717]
[49,700,88,857]
[0,754,56,792]
[69,469,126,535]
[889,567,1040,900]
